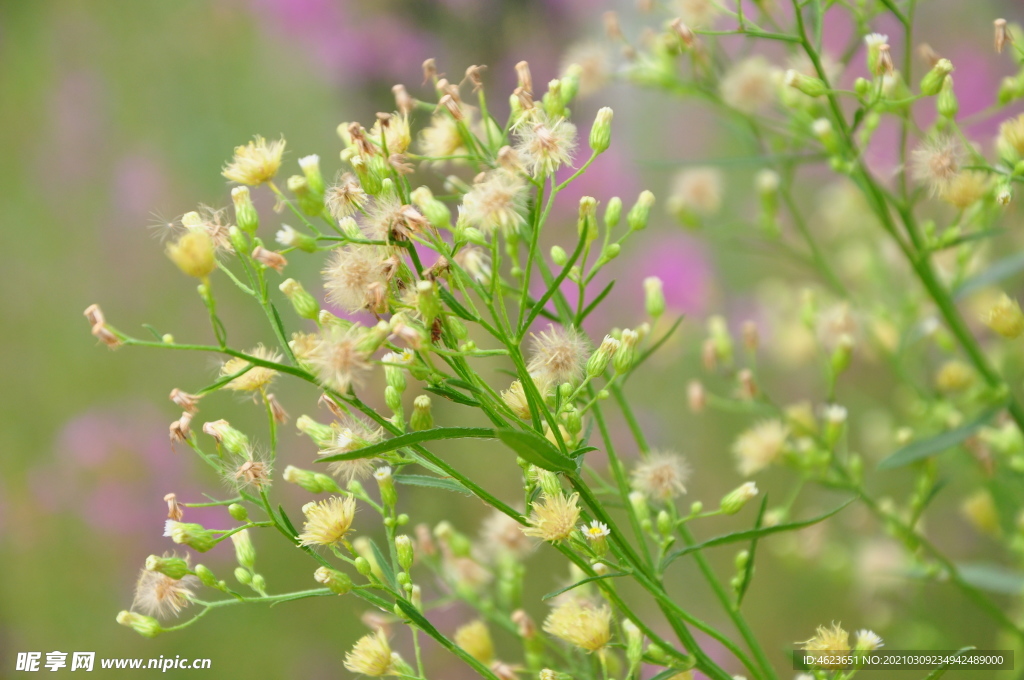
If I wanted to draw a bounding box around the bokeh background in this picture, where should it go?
[2,0,1023,678]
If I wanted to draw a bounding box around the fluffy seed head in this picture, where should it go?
[720,57,778,113]
[631,451,691,500]
[222,135,285,185]
[514,116,578,176]
[522,492,581,542]
[527,325,590,385]
[477,508,537,561]
[675,0,720,27]
[910,136,964,196]
[668,167,724,217]
[325,173,368,220]
[461,171,528,236]
[221,345,282,392]
[307,326,374,394]
[344,629,394,676]
[419,113,469,161]
[132,565,199,619]
[323,245,391,314]
[320,416,384,482]
[297,495,357,547]
[364,195,430,242]
[733,420,789,476]
[543,599,612,652]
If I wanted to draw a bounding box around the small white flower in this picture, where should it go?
[582,520,611,540]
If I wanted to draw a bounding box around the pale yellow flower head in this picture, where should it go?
[297,496,357,547]
[166,231,216,279]
[543,599,612,652]
[222,135,285,185]
[343,629,393,676]
[522,492,581,542]
[454,620,495,664]
[221,345,282,392]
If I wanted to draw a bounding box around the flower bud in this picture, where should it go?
[411,395,433,431]
[375,466,397,508]
[354,556,373,576]
[283,465,341,494]
[234,567,252,585]
[629,491,651,527]
[623,619,643,671]
[231,186,259,234]
[194,564,218,588]
[586,335,620,378]
[279,279,319,319]
[983,294,1024,338]
[578,196,598,242]
[299,154,326,195]
[812,118,841,155]
[202,419,250,456]
[166,231,216,279]
[550,245,568,266]
[145,554,191,580]
[411,185,452,229]
[231,529,257,570]
[613,329,639,374]
[314,566,354,594]
[784,69,827,97]
[395,534,415,571]
[937,76,958,119]
[656,509,673,536]
[296,415,334,447]
[384,385,403,415]
[626,190,655,231]
[687,380,706,413]
[416,280,441,327]
[228,503,248,521]
[830,334,855,374]
[720,481,759,514]
[920,58,953,96]
[164,520,218,552]
[643,276,665,318]
[116,611,163,638]
[287,174,324,216]
[604,196,622,229]
[589,106,613,154]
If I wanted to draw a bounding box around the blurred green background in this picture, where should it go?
[2,1,1023,678]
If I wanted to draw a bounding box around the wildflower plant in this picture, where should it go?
[86,4,1024,679]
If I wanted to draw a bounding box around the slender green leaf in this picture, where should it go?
[142,324,163,341]
[394,473,471,496]
[520,228,587,334]
[921,647,977,679]
[954,251,1024,299]
[496,428,575,473]
[956,562,1024,595]
[424,384,480,407]
[576,280,615,324]
[277,505,299,539]
[878,406,1003,470]
[570,446,598,459]
[368,538,398,592]
[541,571,630,600]
[735,495,768,607]
[316,427,495,463]
[393,598,502,680]
[439,288,478,321]
[649,668,695,680]
[662,498,854,569]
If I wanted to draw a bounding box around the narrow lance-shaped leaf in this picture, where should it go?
[661,498,855,569]
[316,427,495,463]
[495,428,576,473]
[878,406,1003,470]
